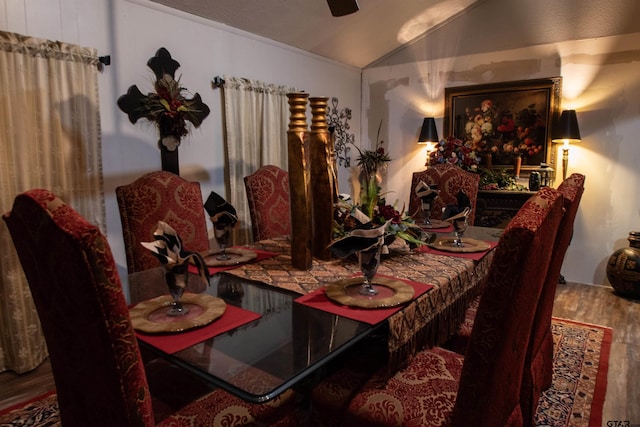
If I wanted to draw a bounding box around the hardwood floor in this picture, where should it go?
[0,282,638,425]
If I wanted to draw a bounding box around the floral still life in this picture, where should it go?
[117,47,210,152]
[141,221,210,315]
[460,98,547,166]
[429,136,480,172]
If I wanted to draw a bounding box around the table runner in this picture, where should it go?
[294,275,434,325]
[225,237,495,370]
[134,304,261,354]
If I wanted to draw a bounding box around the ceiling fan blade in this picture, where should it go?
[328,0,359,17]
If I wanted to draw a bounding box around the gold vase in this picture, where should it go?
[287,93,313,270]
[309,96,334,260]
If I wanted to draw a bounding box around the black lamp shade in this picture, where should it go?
[418,117,439,143]
[552,110,581,142]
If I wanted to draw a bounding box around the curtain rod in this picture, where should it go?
[212,75,225,88]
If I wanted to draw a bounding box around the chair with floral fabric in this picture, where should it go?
[244,165,292,241]
[116,170,210,275]
[409,163,480,225]
[338,187,564,427]
[3,189,296,427]
[116,171,210,303]
[520,173,585,424]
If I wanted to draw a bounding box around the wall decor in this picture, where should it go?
[117,47,210,175]
[326,97,355,168]
[443,77,561,173]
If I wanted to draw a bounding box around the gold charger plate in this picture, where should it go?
[418,219,451,229]
[428,237,492,253]
[201,248,257,267]
[130,293,226,334]
[325,276,415,309]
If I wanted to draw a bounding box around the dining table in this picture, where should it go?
[129,225,502,404]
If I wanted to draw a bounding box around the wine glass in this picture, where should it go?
[357,242,383,296]
[214,222,232,260]
[421,200,432,226]
[165,264,189,316]
[453,216,468,247]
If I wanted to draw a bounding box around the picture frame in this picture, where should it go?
[443,77,562,173]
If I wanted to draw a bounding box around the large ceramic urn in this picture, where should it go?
[606,231,640,299]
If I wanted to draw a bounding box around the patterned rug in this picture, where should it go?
[535,318,612,427]
[0,318,611,427]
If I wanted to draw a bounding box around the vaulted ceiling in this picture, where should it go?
[149,0,482,68]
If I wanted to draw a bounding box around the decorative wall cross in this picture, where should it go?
[117,48,210,175]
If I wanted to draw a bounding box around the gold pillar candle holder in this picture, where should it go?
[309,97,335,260]
[287,92,313,270]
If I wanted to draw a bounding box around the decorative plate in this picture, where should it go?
[201,248,257,267]
[325,276,415,309]
[130,293,226,334]
[428,237,492,253]
[418,219,451,229]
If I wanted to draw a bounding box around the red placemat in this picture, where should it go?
[134,303,261,354]
[294,275,434,325]
[188,247,279,276]
[416,240,498,261]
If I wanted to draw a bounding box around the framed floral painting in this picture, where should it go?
[443,77,562,173]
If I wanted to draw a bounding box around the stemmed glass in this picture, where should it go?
[214,222,232,260]
[421,200,433,226]
[165,263,189,316]
[357,242,383,296]
[453,216,469,247]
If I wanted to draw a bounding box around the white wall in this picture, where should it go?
[0,0,362,299]
[362,33,640,286]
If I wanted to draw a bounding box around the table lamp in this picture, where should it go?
[418,117,439,166]
[551,110,581,181]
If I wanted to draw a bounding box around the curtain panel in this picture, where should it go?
[0,31,104,373]
[222,76,296,244]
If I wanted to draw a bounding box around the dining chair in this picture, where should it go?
[244,165,292,241]
[3,189,296,427]
[116,171,210,303]
[520,173,585,424]
[334,187,564,426]
[409,163,481,225]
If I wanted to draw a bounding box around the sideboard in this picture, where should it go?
[474,189,536,228]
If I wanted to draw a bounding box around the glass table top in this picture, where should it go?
[139,272,378,403]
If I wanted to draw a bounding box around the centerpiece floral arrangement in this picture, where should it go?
[333,126,429,251]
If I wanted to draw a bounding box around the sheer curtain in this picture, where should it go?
[0,31,104,373]
[222,76,296,244]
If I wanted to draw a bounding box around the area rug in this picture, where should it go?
[534,317,612,427]
[0,318,612,427]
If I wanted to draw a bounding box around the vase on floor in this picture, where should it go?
[606,231,640,299]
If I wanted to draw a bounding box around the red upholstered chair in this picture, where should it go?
[116,171,210,275]
[520,173,585,424]
[3,189,296,427]
[244,165,292,241]
[340,187,564,427]
[409,163,481,225]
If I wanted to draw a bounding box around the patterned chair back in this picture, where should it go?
[409,163,481,225]
[521,173,586,424]
[453,186,564,426]
[116,171,209,274]
[3,189,155,426]
[244,165,292,241]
